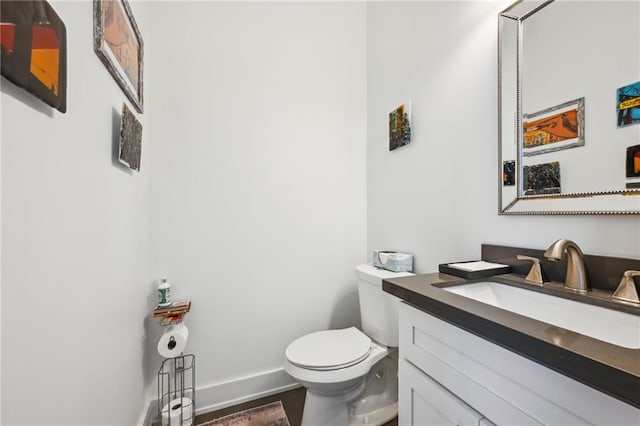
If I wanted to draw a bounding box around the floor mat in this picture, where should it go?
[197,401,290,426]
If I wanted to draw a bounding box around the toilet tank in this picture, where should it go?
[356,264,414,347]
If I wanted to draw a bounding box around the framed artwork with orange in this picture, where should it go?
[523,97,584,157]
[94,0,143,113]
[0,0,67,113]
[627,145,640,178]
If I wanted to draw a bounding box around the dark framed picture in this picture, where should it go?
[119,103,142,171]
[523,161,561,196]
[626,145,640,178]
[389,102,412,151]
[0,0,67,112]
[93,0,143,113]
[523,98,584,156]
[503,160,515,186]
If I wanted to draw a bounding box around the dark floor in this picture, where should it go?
[194,386,398,426]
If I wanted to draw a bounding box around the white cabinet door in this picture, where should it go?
[398,302,640,425]
[400,358,488,426]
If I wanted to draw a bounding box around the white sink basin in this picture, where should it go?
[444,281,640,349]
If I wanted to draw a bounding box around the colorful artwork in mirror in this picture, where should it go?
[523,98,584,156]
[523,161,561,196]
[626,145,640,178]
[503,160,515,186]
[617,82,640,128]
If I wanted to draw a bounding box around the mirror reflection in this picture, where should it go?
[499,0,640,214]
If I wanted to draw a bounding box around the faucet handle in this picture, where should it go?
[517,255,544,286]
[612,270,640,304]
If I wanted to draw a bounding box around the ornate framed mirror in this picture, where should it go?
[498,0,640,214]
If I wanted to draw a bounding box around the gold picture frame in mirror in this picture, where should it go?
[498,0,640,214]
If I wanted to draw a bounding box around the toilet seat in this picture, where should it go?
[286,327,372,370]
[284,341,390,387]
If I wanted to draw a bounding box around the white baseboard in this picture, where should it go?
[196,367,300,415]
[139,367,300,426]
[138,398,156,426]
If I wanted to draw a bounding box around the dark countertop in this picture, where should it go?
[383,272,640,409]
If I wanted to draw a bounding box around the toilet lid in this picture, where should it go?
[286,327,372,370]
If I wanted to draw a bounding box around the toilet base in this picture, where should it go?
[301,392,397,426]
[300,354,398,426]
[301,390,352,426]
[349,402,398,426]
[348,353,398,425]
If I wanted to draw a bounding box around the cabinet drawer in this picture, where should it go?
[400,302,542,425]
[400,358,488,426]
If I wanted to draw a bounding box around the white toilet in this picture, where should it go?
[284,264,413,426]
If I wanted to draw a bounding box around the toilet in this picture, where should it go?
[284,264,413,426]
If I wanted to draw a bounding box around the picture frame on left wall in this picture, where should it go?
[119,103,142,171]
[93,0,143,113]
[0,0,67,112]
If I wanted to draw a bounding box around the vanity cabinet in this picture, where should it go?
[400,358,495,426]
[398,301,640,425]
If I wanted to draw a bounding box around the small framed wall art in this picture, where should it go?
[94,0,144,113]
[626,145,640,178]
[119,103,142,171]
[617,81,640,128]
[503,160,515,186]
[0,0,67,112]
[389,102,412,151]
[523,161,561,196]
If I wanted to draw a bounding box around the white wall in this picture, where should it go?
[367,1,640,273]
[2,1,639,424]
[1,1,152,424]
[145,1,367,411]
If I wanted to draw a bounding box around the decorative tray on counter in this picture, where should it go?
[439,260,511,279]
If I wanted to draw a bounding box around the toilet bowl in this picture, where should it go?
[284,265,413,426]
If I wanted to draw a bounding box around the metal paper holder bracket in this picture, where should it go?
[157,354,196,426]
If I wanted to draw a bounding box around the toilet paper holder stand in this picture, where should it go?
[158,353,196,426]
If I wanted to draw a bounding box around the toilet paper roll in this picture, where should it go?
[161,397,193,426]
[157,323,189,358]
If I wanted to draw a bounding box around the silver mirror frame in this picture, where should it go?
[498,0,640,215]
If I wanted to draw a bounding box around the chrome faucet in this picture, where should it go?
[544,239,589,293]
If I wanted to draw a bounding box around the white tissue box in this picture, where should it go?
[372,250,413,272]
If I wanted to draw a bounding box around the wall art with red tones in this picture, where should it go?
[0,0,67,113]
[626,145,640,178]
